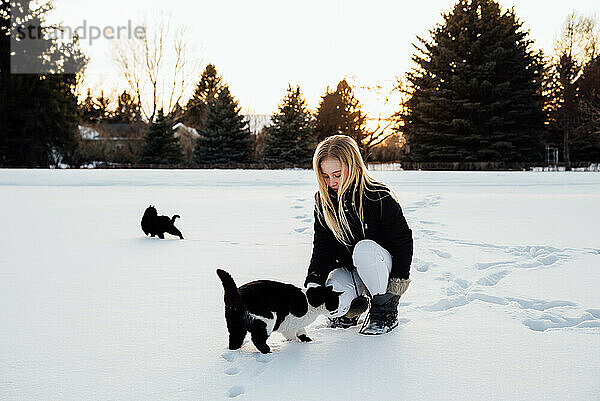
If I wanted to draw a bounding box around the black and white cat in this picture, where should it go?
[216,269,342,354]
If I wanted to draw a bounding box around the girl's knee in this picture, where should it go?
[352,240,391,296]
[352,239,380,268]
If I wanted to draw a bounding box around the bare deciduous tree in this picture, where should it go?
[113,12,201,122]
[349,76,405,157]
[551,13,600,168]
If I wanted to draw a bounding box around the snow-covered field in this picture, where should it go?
[1,169,599,401]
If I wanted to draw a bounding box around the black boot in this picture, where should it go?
[359,293,400,335]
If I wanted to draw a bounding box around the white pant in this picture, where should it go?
[326,239,393,318]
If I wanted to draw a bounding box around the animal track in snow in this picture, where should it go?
[475,261,515,270]
[442,241,572,273]
[509,245,561,257]
[505,297,577,311]
[254,353,273,363]
[290,199,312,234]
[222,347,276,399]
[415,215,599,333]
[228,386,245,398]
[432,249,452,259]
[423,296,469,312]
[462,293,600,332]
[404,195,443,213]
[476,270,511,286]
[523,312,600,332]
[414,195,442,208]
[221,351,237,362]
[219,240,240,246]
[423,266,600,333]
[224,367,241,376]
[587,309,600,318]
[413,258,436,272]
[467,292,509,305]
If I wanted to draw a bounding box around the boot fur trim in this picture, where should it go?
[387,278,411,297]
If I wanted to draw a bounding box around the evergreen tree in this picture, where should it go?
[314,87,338,142]
[401,0,545,163]
[193,86,252,165]
[95,91,112,121]
[314,79,366,152]
[80,90,139,124]
[262,85,315,165]
[79,89,102,124]
[183,64,223,130]
[112,91,141,123]
[139,110,183,165]
[0,0,87,167]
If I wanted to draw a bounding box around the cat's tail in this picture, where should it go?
[216,269,242,308]
[171,215,180,223]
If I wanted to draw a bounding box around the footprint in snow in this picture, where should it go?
[222,348,275,398]
[422,296,469,312]
[415,262,432,272]
[221,351,237,362]
[506,297,577,311]
[476,270,511,286]
[227,386,245,398]
[455,292,600,332]
[412,258,434,272]
[249,353,273,377]
[224,367,241,376]
[405,195,442,213]
[507,245,568,268]
[523,311,600,332]
[475,261,515,270]
[436,271,470,287]
[419,195,442,207]
[432,249,452,259]
[254,353,273,363]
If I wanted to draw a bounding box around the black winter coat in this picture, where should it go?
[304,185,413,287]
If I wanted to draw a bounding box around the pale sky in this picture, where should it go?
[50,0,599,118]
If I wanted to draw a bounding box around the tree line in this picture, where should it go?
[401,0,599,168]
[1,0,599,168]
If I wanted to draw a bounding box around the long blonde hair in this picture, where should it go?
[313,135,390,246]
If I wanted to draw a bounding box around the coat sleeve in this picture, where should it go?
[378,193,413,280]
[304,196,338,287]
